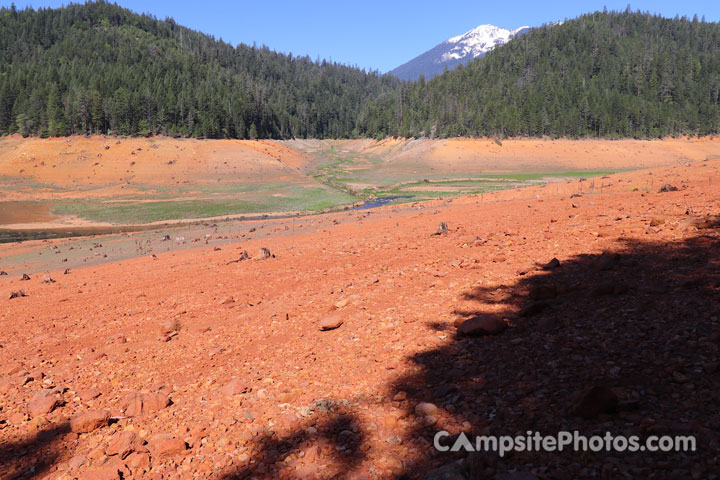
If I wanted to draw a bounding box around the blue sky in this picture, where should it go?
[3,1,719,72]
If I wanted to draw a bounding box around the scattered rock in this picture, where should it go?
[9,290,28,299]
[69,409,110,433]
[159,318,181,334]
[542,257,560,270]
[106,431,144,459]
[457,315,507,336]
[649,217,665,227]
[432,222,449,236]
[82,466,121,480]
[79,388,102,401]
[414,402,439,417]
[125,451,151,470]
[148,433,188,458]
[43,274,55,283]
[658,184,678,192]
[21,273,30,281]
[122,392,171,417]
[569,386,618,419]
[0,271,7,275]
[319,314,343,331]
[64,268,71,274]
[221,378,249,396]
[256,247,273,260]
[227,251,250,264]
[220,296,235,305]
[27,390,63,417]
[67,455,88,470]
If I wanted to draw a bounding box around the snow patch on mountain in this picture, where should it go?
[389,23,531,81]
[441,24,529,62]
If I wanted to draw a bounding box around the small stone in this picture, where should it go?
[27,391,62,417]
[319,314,343,331]
[221,378,249,396]
[220,296,235,305]
[67,455,88,470]
[414,402,439,417]
[79,388,102,401]
[122,392,171,417]
[424,415,438,426]
[70,410,110,433]
[256,247,272,260]
[43,274,55,283]
[457,316,507,336]
[543,257,560,270]
[159,319,181,334]
[9,290,28,299]
[106,431,140,459]
[82,466,120,480]
[21,273,31,281]
[432,222,449,236]
[126,451,151,470]
[148,433,188,458]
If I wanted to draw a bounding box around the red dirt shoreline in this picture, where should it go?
[1,156,719,479]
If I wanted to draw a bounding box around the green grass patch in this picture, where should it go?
[51,186,356,224]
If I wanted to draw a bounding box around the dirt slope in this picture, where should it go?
[1,156,719,479]
[0,136,309,197]
[285,137,720,173]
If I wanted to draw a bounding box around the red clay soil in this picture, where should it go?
[1,158,720,479]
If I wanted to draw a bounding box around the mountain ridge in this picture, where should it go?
[389,23,529,81]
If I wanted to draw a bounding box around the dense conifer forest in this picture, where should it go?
[1,2,718,139]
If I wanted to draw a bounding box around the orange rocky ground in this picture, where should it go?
[1,155,720,479]
[0,136,308,188]
[285,137,720,175]
[2,136,718,203]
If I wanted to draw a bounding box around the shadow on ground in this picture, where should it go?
[214,225,719,479]
[216,405,368,479]
[393,230,720,479]
[0,422,71,479]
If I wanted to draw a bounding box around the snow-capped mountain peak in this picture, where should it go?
[442,24,529,62]
[389,23,530,81]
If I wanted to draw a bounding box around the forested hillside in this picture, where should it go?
[363,10,720,138]
[1,3,719,139]
[0,1,399,139]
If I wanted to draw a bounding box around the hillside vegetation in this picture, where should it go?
[363,10,720,138]
[1,3,718,139]
[0,1,399,139]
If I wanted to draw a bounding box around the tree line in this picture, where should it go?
[1,3,718,140]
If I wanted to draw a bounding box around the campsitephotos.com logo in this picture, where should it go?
[434,431,697,457]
